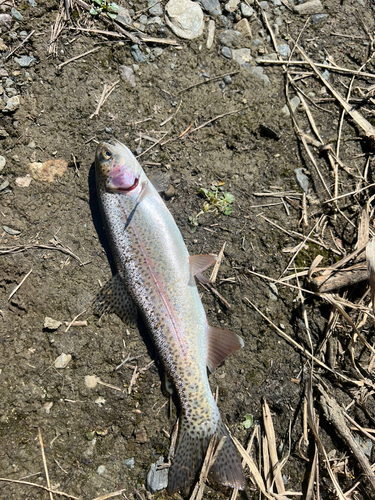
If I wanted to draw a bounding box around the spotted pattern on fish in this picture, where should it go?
[95,140,245,493]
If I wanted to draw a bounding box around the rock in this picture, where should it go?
[269,283,278,301]
[54,353,72,369]
[85,375,100,388]
[2,95,20,113]
[221,46,232,59]
[232,48,253,66]
[0,68,9,78]
[130,44,148,63]
[29,159,68,182]
[0,128,8,139]
[43,316,62,330]
[322,69,330,80]
[119,65,136,87]
[125,457,135,469]
[225,0,240,12]
[139,14,148,25]
[148,0,163,15]
[165,0,204,40]
[295,168,309,193]
[0,14,12,30]
[252,38,262,47]
[198,0,221,16]
[10,8,23,21]
[240,2,254,16]
[164,184,175,199]
[236,18,252,38]
[134,428,148,443]
[223,75,232,84]
[0,39,7,52]
[2,226,20,235]
[28,0,37,6]
[44,402,53,414]
[277,43,290,58]
[15,175,33,187]
[0,156,5,172]
[117,6,132,25]
[294,0,323,14]
[207,19,215,49]
[146,457,169,493]
[97,465,106,475]
[218,29,242,47]
[259,1,269,10]
[311,13,328,24]
[249,66,270,85]
[281,95,300,116]
[95,396,106,406]
[152,47,164,57]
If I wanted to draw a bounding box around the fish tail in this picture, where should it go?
[168,417,245,494]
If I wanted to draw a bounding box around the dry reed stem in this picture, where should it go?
[262,399,285,494]
[8,268,32,301]
[0,478,78,499]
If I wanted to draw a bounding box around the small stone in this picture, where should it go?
[29,159,68,183]
[148,16,163,25]
[152,47,164,57]
[281,95,300,116]
[165,0,204,40]
[130,44,148,63]
[44,402,53,414]
[20,31,28,37]
[259,1,269,10]
[148,0,163,15]
[0,156,6,172]
[0,39,7,52]
[0,13,12,30]
[105,127,112,134]
[221,46,232,59]
[198,0,221,16]
[294,0,323,14]
[240,2,254,16]
[28,0,37,6]
[295,168,309,193]
[2,226,20,235]
[134,428,148,443]
[207,19,215,49]
[164,184,175,199]
[225,0,240,12]
[95,396,106,406]
[236,18,252,38]
[125,457,135,469]
[117,6,132,25]
[322,69,330,81]
[218,29,242,47]
[146,457,169,493]
[311,13,328,24]
[277,43,290,58]
[223,75,232,84]
[0,128,8,139]
[252,38,262,47]
[10,8,23,21]
[2,95,20,113]
[0,68,9,78]
[15,175,33,187]
[249,66,270,85]
[28,140,36,149]
[43,316,62,330]
[119,65,136,87]
[269,283,278,301]
[0,180,9,191]
[232,48,253,66]
[97,465,106,475]
[85,375,100,389]
[139,14,148,25]
[54,353,72,369]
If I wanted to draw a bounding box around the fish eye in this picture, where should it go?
[102,149,112,160]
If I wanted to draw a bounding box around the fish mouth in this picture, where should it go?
[116,177,139,192]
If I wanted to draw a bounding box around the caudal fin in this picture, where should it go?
[168,417,245,494]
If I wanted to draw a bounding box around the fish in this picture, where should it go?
[94,139,245,494]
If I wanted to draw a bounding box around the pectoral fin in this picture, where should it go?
[92,274,137,326]
[206,325,244,372]
[188,254,217,285]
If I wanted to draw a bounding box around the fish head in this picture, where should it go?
[95,139,147,197]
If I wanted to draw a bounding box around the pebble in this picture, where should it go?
[236,18,252,38]
[148,0,163,15]
[249,66,270,85]
[281,95,300,116]
[252,38,262,47]
[207,19,215,49]
[152,47,164,57]
[118,65,135,89]
[0,68,9,78]
[125,457,135,469]
[259,1,269,10]
[95,396,106,406]
[146,457,169,493]
[2,95,20,113]
[322,69,330,80]
[15,175,33,187]
[295,168,309,193]
[29,159,68,182]
[117,6,132,25]
[20,31,28,37]
[165,0,204,40]
[139,14,148,25]
[28,0,37,6]
[294,0,323,14]
[225,0,240,12]
[134,428,148,443]
[0,180,10,191]
[0,156,6,172]
[148,16,163,25]
[232,48,253,66]
[0,13,12,30]
[223,75,232,84]
[54,353,72,369]
[240,2,254,16]
[43,316,62,330]
[85,375,100,388]
[44,402,53,414]
[311,13,328,24]
[164,184,175,199]
[269,283,278,301]
[10,7,23,21]
[221,46,232,59]
[0,39,7,51]
[130,44,148,63]
[97,465,106,475]
[2,225,20,235]
[218,29,242,47]
[199,0,221,16]
[277,43,290,58]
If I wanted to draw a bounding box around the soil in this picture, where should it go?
[1,1,375,499]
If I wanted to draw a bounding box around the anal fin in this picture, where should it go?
[92,274,137,326]
[206,325,244,372]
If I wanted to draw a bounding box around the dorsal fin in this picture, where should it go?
[206,325,244,372]
[189,254,217,277]
[149,173,169,193]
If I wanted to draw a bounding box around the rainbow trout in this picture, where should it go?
[95,139,245,493]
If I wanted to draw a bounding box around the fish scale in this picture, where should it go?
[95,139,245,493]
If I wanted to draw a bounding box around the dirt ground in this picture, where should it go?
[1,0,375,499]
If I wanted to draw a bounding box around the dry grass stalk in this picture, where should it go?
[8,268,32,301]
[210,242,226,283]
[38,428,53,500]
[90,80,120,119]
[58,47,101,70]
[0,478,78,499]
[366,238,375,314]
[262,399,285,494]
